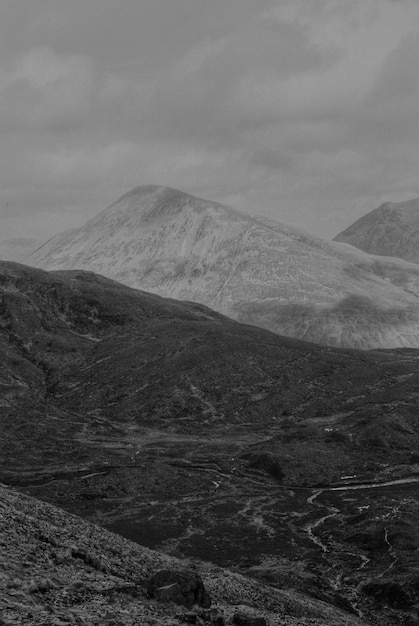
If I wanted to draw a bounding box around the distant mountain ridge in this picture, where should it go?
[334,197,419,264]
[26,185,419,349]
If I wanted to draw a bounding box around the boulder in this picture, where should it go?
[153,582,185,605]
[147,569,211,608]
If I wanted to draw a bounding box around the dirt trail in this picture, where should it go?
[305,489,338,553]
[305,476,419,555]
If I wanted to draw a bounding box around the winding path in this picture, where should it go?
[305,475,419,555]
[305,489,338,553]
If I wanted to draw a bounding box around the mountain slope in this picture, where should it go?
[26,185,419,349]
[334,198,419,264]
[1,484,364,626]
[2,261,419,623]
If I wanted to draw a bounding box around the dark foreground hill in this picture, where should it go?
[0,484,364,625]
[25,185,419,350]
[1,261,419,624]
[334,198,419,264]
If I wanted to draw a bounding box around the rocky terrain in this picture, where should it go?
[334,198,419,265]
[25,185,419,350]
[1,260,419,624]
[1,484,367,625]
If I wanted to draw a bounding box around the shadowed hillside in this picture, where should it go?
[0,484,366,625]
[1,261,419,624]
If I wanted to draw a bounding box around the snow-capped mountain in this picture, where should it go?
[334,198,419,264]
[26,185,419,349]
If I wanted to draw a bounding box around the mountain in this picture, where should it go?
[25,185,419,350]
[0,237,43,261]
[334,198,419,264]
[0,484,365,626]
[2,260,419,623]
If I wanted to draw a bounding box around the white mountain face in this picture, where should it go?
[26,185,419,349]
[334,198,419,264]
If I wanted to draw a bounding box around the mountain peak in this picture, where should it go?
[25,187,419,349]
[109,184,223,211]
[99,185,237,229]
[334,197,419,262]
[113,184,187,203]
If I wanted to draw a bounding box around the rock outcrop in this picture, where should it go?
[147,569,211,608]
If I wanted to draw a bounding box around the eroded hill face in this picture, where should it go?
[334,198,419,264]
[26,185,419,349]
[1,261,419,624]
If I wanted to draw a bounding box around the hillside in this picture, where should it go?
[1,261,419,624]
[0,484,365,626]
[26,185,419,350]
[334,198,419,264]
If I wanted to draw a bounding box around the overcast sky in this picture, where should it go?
[1,0,419,240]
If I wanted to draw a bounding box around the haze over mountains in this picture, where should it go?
[334,198,419,265]
[26,185,419,350]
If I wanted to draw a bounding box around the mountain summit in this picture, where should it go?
[334,197,419,264]
[26,185,419,349]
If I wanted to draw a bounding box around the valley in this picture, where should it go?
[1,261,419,624]
[7,427,419,624]
[3,3,419,624]
[0,483,369,626]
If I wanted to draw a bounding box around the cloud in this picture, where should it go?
[0,47,96,132]
[142,16,339,146]
[349,31,419,147]
[1,0,419,241]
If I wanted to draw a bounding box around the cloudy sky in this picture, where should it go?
[1,0,419,241]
